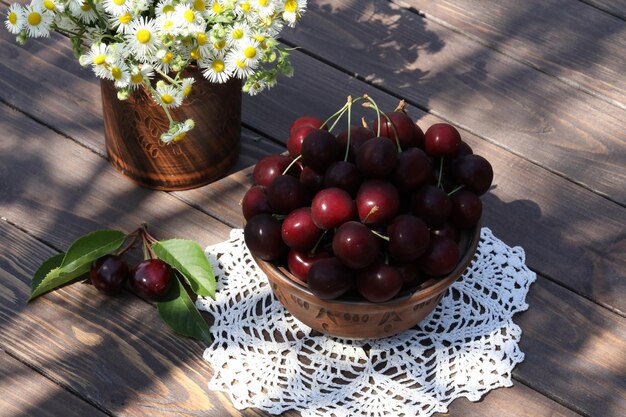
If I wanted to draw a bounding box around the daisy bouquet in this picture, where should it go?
[4,0,306,143]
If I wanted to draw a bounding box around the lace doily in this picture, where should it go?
[197,228,536,417]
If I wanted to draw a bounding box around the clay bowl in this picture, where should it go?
[253,221,482,339]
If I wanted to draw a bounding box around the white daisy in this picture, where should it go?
[152,48,176,73]
[192,0,208,13]
[155,11,177,36]
[107,61,131,88]
[226,21,250,46]
[79,42,113,78]
[5,4,25,35]
[32,0,65,13]
[234,0,252,17]
[102,0,131,17]
[154,83,183,108]
[252,0,275,18]
[281,0,305,27]
[200,54,231,83]
[180,77,195,98]
[130,0,151,13]
[112,12,134,33]
[174,2,201,27]
[195,31,213,57]
[154,0,175,17]
[126,17,160,61]
[207,0,225,16]
[69,0,99,24]
[237,39,260,66]
[128,64,154,89]
[160,119,195,144]
[225,48,256,78]
[23,5,53,38]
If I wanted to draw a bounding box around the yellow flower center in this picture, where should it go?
[136,29,151,44]
[8,12,17,25]
[43,0,56,11]
[212,2,223,13]
[113,0,125,5]
[259,0,268,6]
[284,0,297,13]
[211,59,224,72]
[161,94,174,104]
[162,4,174,13]
[111,66,122,80]
[27,12,41,26]
[184,9,195,22]
[232,29,243,39]
[173,132,187,142]
[244,46,256,59]
[162,51,174,63]
[213,39,226,49]
[93,54,106,65]
[235,59,246,69]
[131,73,143,83]
[252,34,265,42]
[163,19,174,29]
[193,0,205,11]
[183,85,192,97]
[80,3,91,11]
[190,47,200,60]
[196,33,207,45]
[119,13,132,24]
[240,2,251,12]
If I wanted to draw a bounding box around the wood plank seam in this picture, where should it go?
[276,37,626,210]
[575,0,626,21]
[389,0,626,111]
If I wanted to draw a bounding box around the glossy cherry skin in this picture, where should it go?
[411,185,451,227]
[241,185,272,221]
[450,190,482,228]
[395,262,424,290]
[307,257,354,300]
[290,116,325,135]
[424,123,462,157]
[253,155,299,187]
[387,215,430,262]
[299,166,324,194]
[450,154,493,195]
[418,237,460,276]
[356,180,400,225]
[430,222,460,243]
[287,125,316,157]
[356,261,403,303]
[356,137,398,179]
[311,187,356,229]
[267,175,308,214]
[244,214,289,261]
[130,259,173,299]
[301,129,343,174]
[337,126,376,160]
[392,147,434,192]
[90,255,129,294]
[287,249,330,282]
[374,111,422,149]
[332,221,379,269]
[324,161,362,197]
[281,207,323,251]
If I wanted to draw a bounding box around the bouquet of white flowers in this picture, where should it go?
[5,0,306,142]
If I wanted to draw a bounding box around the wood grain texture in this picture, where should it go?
[579,0,626,20]
[281,0,626,203]
[394,0,626,108]
[0,349,108,417]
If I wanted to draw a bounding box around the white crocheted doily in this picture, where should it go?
[197,228,536,417]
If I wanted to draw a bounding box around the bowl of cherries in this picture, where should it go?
[242,96,492,339]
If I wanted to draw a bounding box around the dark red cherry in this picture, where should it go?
[430,222,460,243]
[424,123,462,157]
[241,185,272,221]
[299,166,324,194]
[311,187,356,229]
[387,215,430,262]
[337,125,376,160]
[450,190,482,228]
[290,116,325,135]
[244,214,288,261]
[130,259,173,299]
[418,237,460,276]
[267,175,308,214]
[356,180,400,225]
[287,249,331,282]
[392,147,434,192]
[287,125,316,157]
[395,262,424,290]
[450,154,493,195]
[90,255,129,294]
[281,207,323,251]
[374,111,421,149]
[253,155,299,187]
[324,161,362,196]
[411,185,451,227]
[301,129,343,174]
[332,221,379,269]
[307,257,354,300]
[356,262,403,303]
[356,137,398,178]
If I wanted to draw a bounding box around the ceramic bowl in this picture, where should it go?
[253,221,481,339]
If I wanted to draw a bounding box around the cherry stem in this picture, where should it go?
[362,95,382,137]
[116,231,140,257]
[362,205,379,224]
[448,184,465,196]
[282,154,302,175]
[370,229,390,242]
[139,224,158,259]
[308,230,328,256]
[394,99,407,113]
[437,157,444,188]
[344,96,353,161]
[363,96,402,151]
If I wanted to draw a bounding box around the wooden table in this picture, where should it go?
[1,1,625,416]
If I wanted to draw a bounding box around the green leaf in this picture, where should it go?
[30,253,65,294]
[152,239,215,298]
[29,230,126,301]
[156,277,212,343]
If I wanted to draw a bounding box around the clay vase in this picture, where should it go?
[100,70,241,190]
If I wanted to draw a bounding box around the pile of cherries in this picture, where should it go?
[243,97,493,303]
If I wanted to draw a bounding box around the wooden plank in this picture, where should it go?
[393,0,626,108]
[281,0,626,203]
[579,0,626,20]
[1,28,624,313]
[0,349,109,417]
